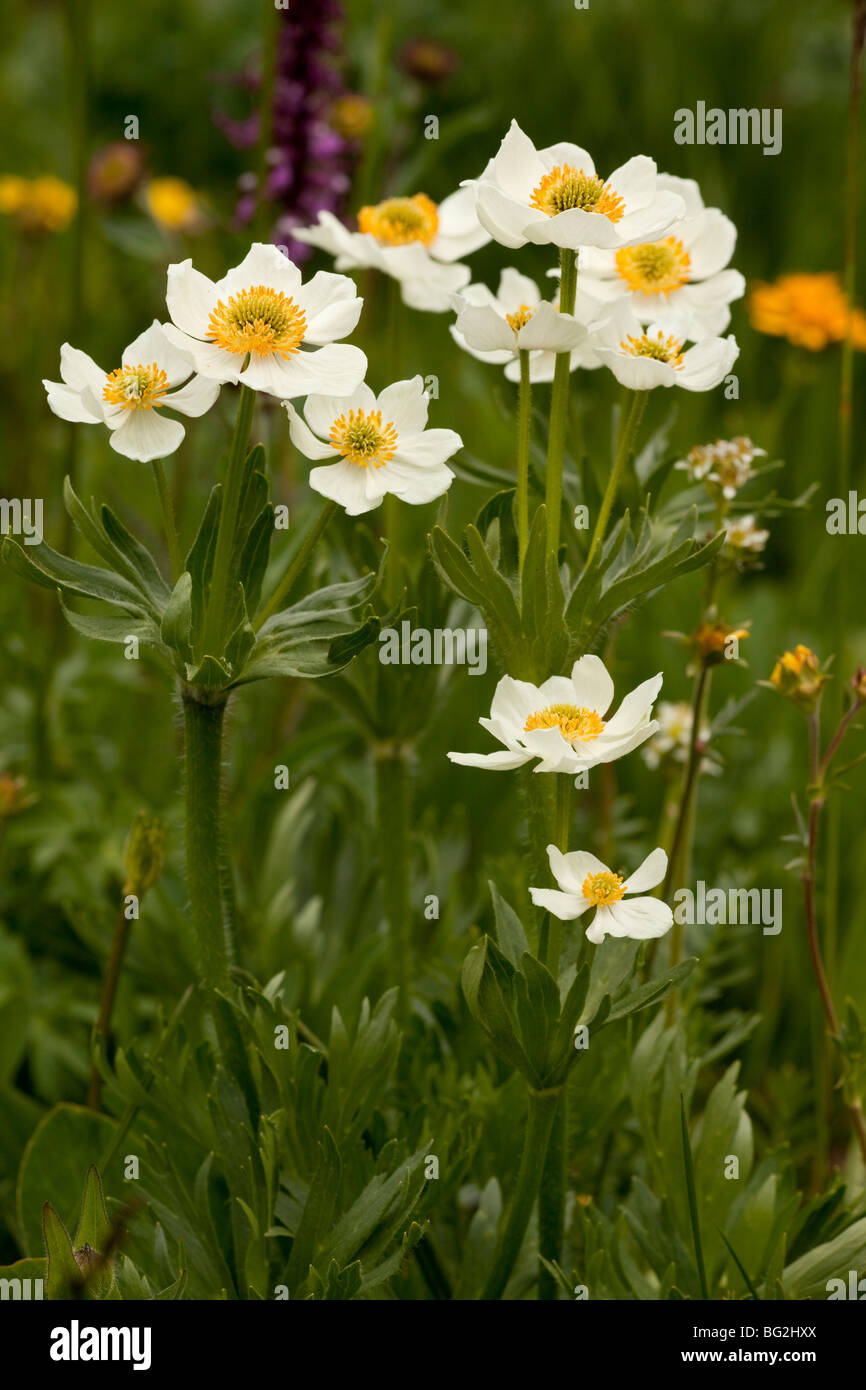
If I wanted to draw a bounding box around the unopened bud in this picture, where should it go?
[123,812,166,898]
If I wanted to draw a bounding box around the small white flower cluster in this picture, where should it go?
[675,435,766,498]
[449,654,674,944]
[334,120,741,393]
[44,243,461,515]
[448,123,742,391]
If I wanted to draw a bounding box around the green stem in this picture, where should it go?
[585,390,648,570]
[182,694,232,991]
[517,349,532,569]
[544,248,578,559]
[375,745,412,1021]
[151,459,182,580]
[88,901,133,1110]
[480,1087,560,1300]
[254,498,338,631]
[538,772,572,1298]
[664,660,711,1021]
[203,384,256,656]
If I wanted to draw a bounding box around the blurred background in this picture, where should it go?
[0,0,865,1260]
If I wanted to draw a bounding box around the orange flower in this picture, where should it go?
[749,272,866,352]
[690,619,749,666]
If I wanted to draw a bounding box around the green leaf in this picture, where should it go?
[2,535,150,614]
[43,1203,81,1299]
[58,595,163,647]
[284,1128,341,1291]
[681,1095,710,1300]
[161,571,193,659]
[489,880,529,969]
[17,1103,116,1257]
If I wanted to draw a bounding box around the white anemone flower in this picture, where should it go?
[295,186,488,312]
[163,242,366,398]
[450,267,590,369]
[283,375,460,516]
[530,845,673,944]
[43,321,219,462]
[447,655,662,774]
[465,120,686,252]
[593,302,738,392]
[576,175,745,338]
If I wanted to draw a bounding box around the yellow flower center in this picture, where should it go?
[524,703,605,742]
[582,870,626,906]
[529,165,625,222]
[506,303,535,333]
[329,408,399,469]
[357,194,439,247]
[620,330,684,365]
[207,285,307,358]
[103,363,170,411]
[615,237,691,295]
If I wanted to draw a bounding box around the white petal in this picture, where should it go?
[44,380,103,424]
[447,748,531,770]
[123,320,193,384]
[489,120,547,197]
[305,383,376,435]
[518,302,586,352]
[603,674,663,736]
[475,184,533,249]
[497,267,541,310]
[376,377,429,435]
[681,209,737,279]
[623,847,668,894]
[58,343,106,395]
[454,303,516,353]
[529,887,587,919]
[679,335,739,392]
[297,270,363,344]
[603,897,673,939]
[309,458,378,514]
[166,259,218,337]
[433,185,491,260]
[394,428,462,469]
[283,402,340,460]
[109,409,184,462]
[569,654,615,716]
[381,457,454,505]
[606,155,657,212]
[218,242,302,299]
[160,324,243,383]
[548,844,609,894]
[165,373,221,418]
[490,676,543,731]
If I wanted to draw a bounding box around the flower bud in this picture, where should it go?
[123,812,166,898]
[769,645,829,712]
[689,619,749,668]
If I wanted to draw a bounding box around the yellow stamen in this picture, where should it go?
[358,193,439,247]
[615,237,691,295]
[329,408,399,469]
[103,362,170,411]
[207,285,307,358]
[529,165,625,223]
[524,703,605,742]
[620,330,684,365]
[582,870,626,906]
[506,303,535,333]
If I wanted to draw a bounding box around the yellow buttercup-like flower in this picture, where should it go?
[749,272,866,352]
[0,175,77,232]
[769,645,830,712]
[145,177,202,233]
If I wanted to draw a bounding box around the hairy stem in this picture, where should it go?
[375,745,412,1021]
[481,1087,560,1300]
[151,459,182,580]
[544,248,577,559]
[516,349,532,569]
[182,694,232,991]
[88,901,133,1110]
[585,390,648,570]
[202,384,256,656]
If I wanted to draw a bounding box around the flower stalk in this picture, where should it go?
[544,248,577,559]
[375,743,412,1021]
[182,694,233,992]
[585,389,648,569]
[481,1086,561,1300]
[516,348,532,568]
[202,383,256,656]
